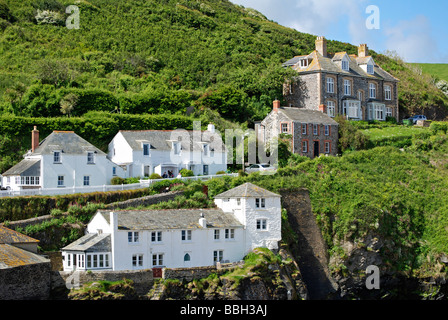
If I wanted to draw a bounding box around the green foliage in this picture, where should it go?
[179,168,194,177]
[335,115,369,153]
[149,173,162,179]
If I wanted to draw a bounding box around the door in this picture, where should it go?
[153,268,163,278]
[314,141,320,158]
[203,165,209,176]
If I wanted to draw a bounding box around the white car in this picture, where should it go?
[245,163,276,174]
[408,115,427,124]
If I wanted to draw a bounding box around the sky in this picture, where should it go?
[230,0,448,64]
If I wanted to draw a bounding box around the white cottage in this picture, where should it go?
[61,183,282,272]
[107,124,227,178]
[1,127,125,191]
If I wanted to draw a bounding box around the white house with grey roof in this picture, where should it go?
[107,124,227,178]
[61,183,282,272]
[1,127,125,191]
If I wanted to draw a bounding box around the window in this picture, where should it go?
[255,198,265,208]
[358,90,363,102]
[225,229,235,240]
[299,59,308,68]
[327,101,335,117]
[214,229,220,240]
[152,254,164,267]
[57,175,64,187]
[343,100,361,119]
[344,79,351,96]
[367,64,374,75]
[281,123,289,134]
[143,143,150,156]
[375,105,384,120]
[184,253,191,262]
[313,124,318,136]
[369,83,377,99]
[132,254,143,267]
[203,165,209,176]
[213,250,224,263]
[54,151,61,163]
[173,142,181,155]
[386,107,393,118]
[113,167,117,176]
[385,85,392,100]
[87,152,95,164]
[151,231,162,243]
[302,140,308,153]
[83,176,90,186]
[302,123,307,135]
[237,198,241,206]
[181,230,192,241]
[342,59,349,71]
[324,125,330,136]
[256,219,267,230]
[203,144,209,156]
[325,142,331,154]
[327,77,335,93]
[87,254,110,269]
[128,231,139,243]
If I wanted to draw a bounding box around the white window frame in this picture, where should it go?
[57,175,64,187]
[367,64,374,75]
[313,124,318,136]
[225,229,235,240]
[369,83,377,99]
[173,142,181,155]
[152,253,164,267]
[87,152,95,164]
[302,140,308,153]
[385,85,392,100]
[255,198,265,208]
[386,107,393,118]
[342,59,349,71]
[344,79,351,96]
[213,250,224,263]
[83,175,90,186]
[128,231,139,243]
[343,100,361,119]
[132,254,144,267]
[302,123,307,135]
[327,77,335,93]
[327,101,335,117]
[181,230,192,241]
[143,143,150,156]
[151,231,162,243]
[256,219,267,231]
[325,142,330,154]
[53,151,61,164]
[214,229,220,240]
[324,125,330,136]
[281,123,289,134]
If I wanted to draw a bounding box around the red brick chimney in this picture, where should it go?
[32,126,39,153]
[273,100,280,113]
[319,104,327,114]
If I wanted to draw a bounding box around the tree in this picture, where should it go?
[60,93,79,116]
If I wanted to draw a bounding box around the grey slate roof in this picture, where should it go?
[278,107,339,125]
[33,131,106,156]
[0,244,49,269]
[119,130,226,153]
[62,233,111,252]
[99,209,243,230]
[284,50,398,82]
[2,159,40,176]
[214,183,281,199]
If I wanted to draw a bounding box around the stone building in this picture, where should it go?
[283,36,399,122]
[257,100,339,158]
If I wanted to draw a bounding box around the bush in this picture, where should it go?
[149,173,162,179]
[111,177,126,185]
[179,169,194,177]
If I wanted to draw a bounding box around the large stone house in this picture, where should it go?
[61,183,282,271]
[1,127,125,191]
[257,100,339,158]
[283,36,399,122]
[107,124,227,178]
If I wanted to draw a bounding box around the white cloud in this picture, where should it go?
[382,15,440,63]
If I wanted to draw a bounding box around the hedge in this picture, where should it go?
[0,188,154,223]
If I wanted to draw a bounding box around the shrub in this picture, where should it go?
[215,171,226,174]
[111,177,126,185]
[149,173,162,179]
[179,169,194,177]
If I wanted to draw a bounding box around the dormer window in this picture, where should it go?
[367,64,374,75]
[299,58,309,68]
[143,143,150,156]
[342,58,349,71]
[87,152,95,164]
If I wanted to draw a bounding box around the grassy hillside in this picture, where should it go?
[0,0,447,124]
[411,63,448,82]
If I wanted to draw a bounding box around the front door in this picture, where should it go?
[314,141,320,158]
[153,268,163,278]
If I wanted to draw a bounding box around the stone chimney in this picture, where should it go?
[32,126,39,153]
[315,36,327,57]
[358,44,369,58]
[273,100,280,113]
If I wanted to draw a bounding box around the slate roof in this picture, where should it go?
[119,130,226,153]
[278,107,339,125]
[2,159,41,177]
[283,50,398,82]
[0,226,39,244]
[62,233,111,252]
[0,244,49,269]
[214,183,281,199]
[32,131,106,156]
[99,209,243,230]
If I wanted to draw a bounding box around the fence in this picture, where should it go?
[0,173,238,198]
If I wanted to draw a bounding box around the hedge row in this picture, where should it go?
[0,188,154,223]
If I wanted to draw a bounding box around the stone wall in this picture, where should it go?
[105,191,184,210]
[163,262,243,281]
[54,269,155,296]
[0,262,51,300]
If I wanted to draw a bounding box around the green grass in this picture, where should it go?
[411,63,448,82]
[362,125,430,144]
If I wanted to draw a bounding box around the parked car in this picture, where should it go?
[407,115,427,124]
[245,163,276,174]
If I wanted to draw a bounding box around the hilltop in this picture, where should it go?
[0,0,447,124]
